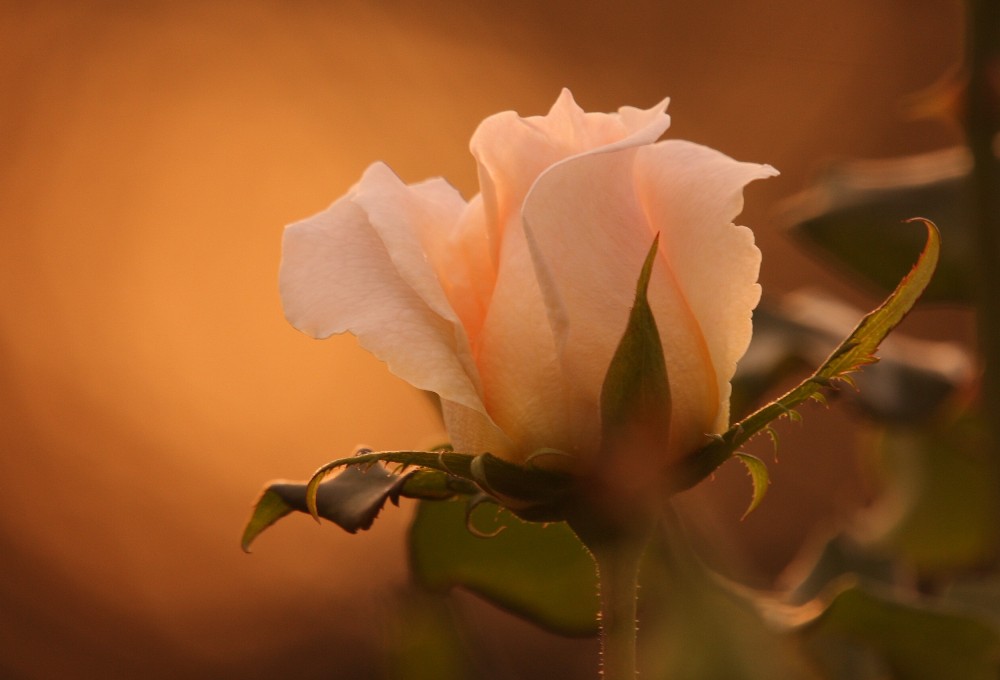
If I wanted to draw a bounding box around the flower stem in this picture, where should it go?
[568,507,651,680]
[591,539,643,680]
[966,0,1000,552]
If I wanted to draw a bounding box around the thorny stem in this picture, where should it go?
[568,508,652,680]
[966,0,1000,549]
[591,539,643,680]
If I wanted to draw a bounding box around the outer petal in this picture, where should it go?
[352,163,467,327]
[470,92,672,462]
[470,89,670,263]
[634,141,778,434]
[522,144,711,462]
[523,141,776,463]
[279,164,486,416]
[474,219,573,460]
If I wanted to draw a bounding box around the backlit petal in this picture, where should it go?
[634,141,777,433]
[279,168,486,415]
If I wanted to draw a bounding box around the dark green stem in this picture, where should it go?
[568,507,652,680]
[590,539,643,680]
[966,0,1000,548]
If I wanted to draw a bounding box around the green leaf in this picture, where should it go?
[674,219,941,497]
[860,415,1000,572]
[798,582,1000,680]
[241,487,295,552]
[385,588,472,680]
[409,499,599,637]
[782,149,973,303]
[468,452,573,521]
[734,453,770,519]
[305,448,574,522]
[306,449,477,518]
[242,464,415,550]
[779,532,897,606]
[639,522,821,679]
[734,295,970,424]
[599,235,671,460]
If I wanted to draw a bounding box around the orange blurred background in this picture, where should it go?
[0,2,967,678]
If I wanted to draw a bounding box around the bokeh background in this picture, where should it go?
[0,1,969,678]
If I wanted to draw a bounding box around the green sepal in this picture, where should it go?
[402,469,476,500]
[599,234,671,462]
[673,219,940,500]
[468,452,573,521]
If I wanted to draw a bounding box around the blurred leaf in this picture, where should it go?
[780,532,897,606]
[600,235,671,464]
[639,523,821,679]
[734,453,770,518]
[730,302,817,417]
[858,415,1000,573]
[734,292,972,425]
[409,499,599,637]
[798,582,1000,680]
[674,220,940,497]
[242,464,414,550]
[782,147,978,302]
[386,588,472,680]
[945,575,1000,629]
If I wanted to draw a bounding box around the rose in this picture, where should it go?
[280,89,776,479]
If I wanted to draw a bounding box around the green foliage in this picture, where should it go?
[241,487,295,552]
[305,450,477,518]
[798,582,1000,680]
[640,525,821,679]
[734,453,770,519]
[733,296,969,425]
[303,449,574,523]
[242,464,414,550]
[673,219,941,512]
[409,499,599,637]
[242,463,474,550]
[781,533,897,606]
[860,416,1000,573]
[783,150,973,302]
[385,588,472,680]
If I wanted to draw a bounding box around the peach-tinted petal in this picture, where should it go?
[470,90,670,263]
[523,140,776,462]
[352,163,467,326]
[469,92,673,461]
[279,170,486,417]
[441,399,515,457]
[433,195,497,346]
[634,141,778,433]
[522,144,716,462]
[353,164,497,350]
[474,220,573,460]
